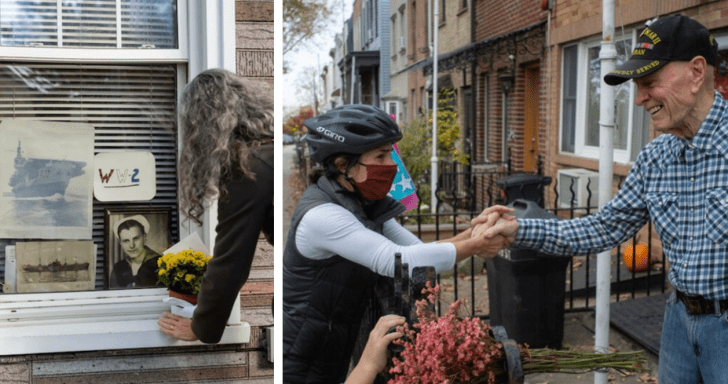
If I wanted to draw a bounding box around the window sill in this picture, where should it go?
[0,288,250,356]
[457,7,468,17]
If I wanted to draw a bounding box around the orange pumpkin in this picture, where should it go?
[623,244,649,272]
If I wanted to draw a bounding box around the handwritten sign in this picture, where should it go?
[93,152,156,201]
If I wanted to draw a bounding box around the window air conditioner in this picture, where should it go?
[557,168,600,212]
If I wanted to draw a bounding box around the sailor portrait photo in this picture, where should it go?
[104,208,171,290]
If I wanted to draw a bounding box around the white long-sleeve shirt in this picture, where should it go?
[295,202,456,277]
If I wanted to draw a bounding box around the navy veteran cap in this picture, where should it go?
[604,15,718,86]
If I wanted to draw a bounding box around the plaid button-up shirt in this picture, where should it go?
[516,92,728,300]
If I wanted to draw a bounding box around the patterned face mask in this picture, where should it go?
[352,163,398,201]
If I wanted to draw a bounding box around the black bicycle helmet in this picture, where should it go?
[303,104,402,164]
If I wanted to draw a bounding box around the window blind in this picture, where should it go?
[0,62,179,290]
[0,0,177,48]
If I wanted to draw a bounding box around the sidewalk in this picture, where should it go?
[522,311,659,384]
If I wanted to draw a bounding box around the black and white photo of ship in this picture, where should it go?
[0,119,94,239]
[9,141,86,198]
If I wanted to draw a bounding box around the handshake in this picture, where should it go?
[464,205,519,258]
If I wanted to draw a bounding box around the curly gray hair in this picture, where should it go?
[178,68,273,226]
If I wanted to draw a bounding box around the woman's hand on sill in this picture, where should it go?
[158,312,198,341]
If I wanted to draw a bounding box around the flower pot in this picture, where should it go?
[168,289,198,305]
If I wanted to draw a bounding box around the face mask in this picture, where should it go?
[352,163,398,201]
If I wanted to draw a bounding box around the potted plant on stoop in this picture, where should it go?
[156,249,210,304]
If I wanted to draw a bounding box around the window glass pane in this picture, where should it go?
[0,0,177,48]
[62,0,118,48]
[586,39,632,149]
[613,39,633,150]
[631,103,651,160]
[561,45,577,153]
[0,0,58,46]
[0,62,179,291]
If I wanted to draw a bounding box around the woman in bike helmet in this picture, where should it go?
[282,104,512,383]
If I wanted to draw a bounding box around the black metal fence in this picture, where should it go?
[291,140,668,316]
[398,165,669,319]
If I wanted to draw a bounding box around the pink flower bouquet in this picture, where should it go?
[388,283,647,384]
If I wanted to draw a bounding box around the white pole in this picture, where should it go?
[351,55,356,103]
[595,1,616,384]
[430,0,439,213]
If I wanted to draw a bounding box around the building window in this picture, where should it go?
[399,6,405,53]
[391,14,397,54]
[410,0,416,56]
[0,0,178,49]
[560,31,650,163]
[387,101,399,120]
[0,0,253,355]
[482,74,489,161]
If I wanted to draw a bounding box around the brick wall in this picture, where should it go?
[475,0,546,41]
[236,0,274,88]
[473,0,547,171]
[407,0,429,119]
[438,0,471,49]
[235,1,274,382]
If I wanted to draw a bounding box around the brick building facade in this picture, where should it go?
[0,1,274,383]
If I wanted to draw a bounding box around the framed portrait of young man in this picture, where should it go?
[104,207,172,290]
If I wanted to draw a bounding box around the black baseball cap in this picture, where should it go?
[604,15,718,86]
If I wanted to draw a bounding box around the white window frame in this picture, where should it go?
[386,100,400,120]
[0,0,248,356]
[560,29,648,164]
[0,0,189,63]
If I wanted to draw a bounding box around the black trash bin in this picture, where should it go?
[496,174,552,208]
[486,199,571,349]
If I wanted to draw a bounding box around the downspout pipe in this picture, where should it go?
[430,0,439,213]
[470,0,476,172]
[595,1,616,384]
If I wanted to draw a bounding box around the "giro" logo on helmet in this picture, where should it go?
[317,126,345,142]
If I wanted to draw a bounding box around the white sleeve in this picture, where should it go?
[381,218,422,246]
[296,203,456,277]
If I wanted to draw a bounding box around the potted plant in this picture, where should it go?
[156,249,210,304]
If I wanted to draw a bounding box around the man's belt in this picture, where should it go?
[676,290,728,315]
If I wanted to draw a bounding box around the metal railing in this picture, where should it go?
[292,147,667,316]
[398,170,668,318]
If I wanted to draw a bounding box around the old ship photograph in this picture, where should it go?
[15,241,95,293]
[0,119,94,239]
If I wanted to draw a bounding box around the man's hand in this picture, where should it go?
[471,205,514,228]
[481,215,519,245]
[158,312,199,341]
[470,232,511,258]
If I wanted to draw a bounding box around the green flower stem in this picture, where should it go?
[520,349,647,374]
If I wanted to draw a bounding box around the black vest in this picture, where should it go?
[283,176,405,384]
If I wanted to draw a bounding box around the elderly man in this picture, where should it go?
[479,15,727,384]
[110,214,163,288]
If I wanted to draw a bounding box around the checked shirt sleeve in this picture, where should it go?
[513,163,652,257]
